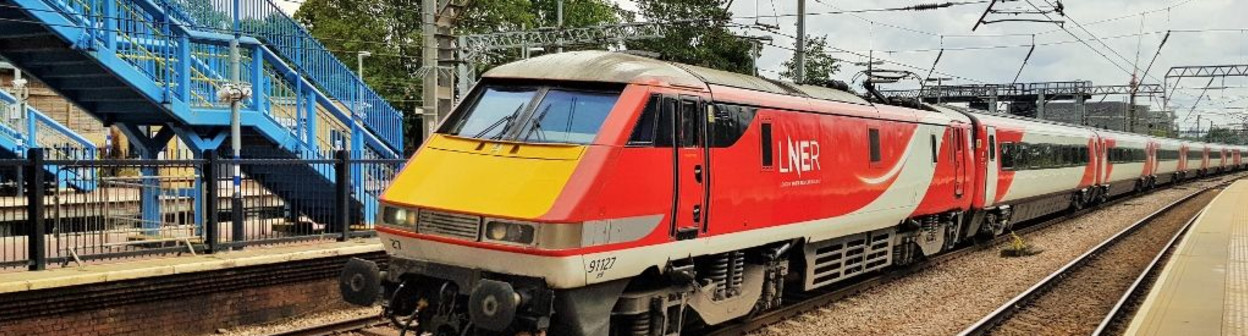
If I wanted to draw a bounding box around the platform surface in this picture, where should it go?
[0,238,381,294]
[1126,180,1248,336]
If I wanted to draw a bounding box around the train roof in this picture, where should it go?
[483,50,869,105]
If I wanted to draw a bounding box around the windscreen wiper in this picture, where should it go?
[522,104,554,142]
[472,104,525,139]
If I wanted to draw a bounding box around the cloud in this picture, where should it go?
[726,0,1248,129]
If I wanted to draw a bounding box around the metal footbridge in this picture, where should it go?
[0,0,404,232]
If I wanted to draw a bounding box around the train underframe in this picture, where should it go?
[342,172,1235,336]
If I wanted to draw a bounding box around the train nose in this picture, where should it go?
[469,279,522,331]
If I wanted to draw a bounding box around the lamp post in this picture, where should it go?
[353,51,371,151]
[356,51,371,117]
[357,51,372,80]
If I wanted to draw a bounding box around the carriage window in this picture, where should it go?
[1001,143,1015,170]
[869,128,882,163]
[760,123,773,167]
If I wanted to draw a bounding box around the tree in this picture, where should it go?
[1206,126,1243,144]
[294,0,423,152]
[627,0,755,74]
[295,0,623,151]
[780,35,840,84]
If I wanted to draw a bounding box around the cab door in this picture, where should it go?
[668,95,708,240]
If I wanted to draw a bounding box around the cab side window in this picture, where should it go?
[627,94,660,146]
[710,103,757,147]
[869,128,882,163]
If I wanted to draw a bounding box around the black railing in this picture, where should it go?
[0,148,406,271]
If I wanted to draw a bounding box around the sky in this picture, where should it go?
[279,0,1248,132]
[717,0,1248,132]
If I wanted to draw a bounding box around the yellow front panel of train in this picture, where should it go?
[383,135,585,219]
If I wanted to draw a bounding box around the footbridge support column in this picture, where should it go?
[170,126,227,238]
[116,124,174,237]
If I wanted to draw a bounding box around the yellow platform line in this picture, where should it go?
[0,239,382,294]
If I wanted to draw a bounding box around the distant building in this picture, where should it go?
[1039,102,1175,136]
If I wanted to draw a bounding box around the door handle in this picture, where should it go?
[694,165,703,183]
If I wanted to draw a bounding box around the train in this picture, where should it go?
[337,50,1248,336]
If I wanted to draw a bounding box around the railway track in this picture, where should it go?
[266,315,390,336]
[1090,202,1199,336]
[955,183,1223,336]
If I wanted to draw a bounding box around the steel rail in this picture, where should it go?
[1091,201,1205,335]
[955,181,1227,336]
[706,174,1239,336]
[265,315,389,336]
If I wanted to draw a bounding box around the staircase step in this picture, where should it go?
[0,36,67,52]
[0,23,54,39]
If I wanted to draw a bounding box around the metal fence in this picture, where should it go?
[0,148,405,271]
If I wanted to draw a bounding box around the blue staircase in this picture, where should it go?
[0,0,401,230]
[0,87,97,191]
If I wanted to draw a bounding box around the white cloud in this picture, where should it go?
[715,0,1248,129]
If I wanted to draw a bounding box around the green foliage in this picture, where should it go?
[627,0,755,74]
[295,0,622,150]
[1206,127,1246,144]
[460,0,625,70]
[780,35,840,84]
[295,0,424,152]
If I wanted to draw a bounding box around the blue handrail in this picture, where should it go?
[0,89,97,157]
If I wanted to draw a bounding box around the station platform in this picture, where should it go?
[0,238,381,294]
[1126,180,1248,336]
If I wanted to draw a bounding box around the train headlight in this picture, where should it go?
[381,205,417,229]
[483,220,536,245]
[481,219,585,249]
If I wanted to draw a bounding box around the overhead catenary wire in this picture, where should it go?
[1021,0,1136,78]
[760,40,989,84]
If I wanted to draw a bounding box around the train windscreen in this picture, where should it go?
[442,85,621,145]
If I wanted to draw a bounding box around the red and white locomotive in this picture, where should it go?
[338,51,1246,336]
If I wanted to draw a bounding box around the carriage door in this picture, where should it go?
[983,126,998,206]
[952,124,967,198]
[670,95,708,240]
